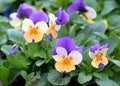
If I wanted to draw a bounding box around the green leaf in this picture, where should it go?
[35,60,45,66]
[27,43,40,58]
[7,29,25,43]
[96,73,119,86]
[8,68,19,84]
[21,71,28,81]
[0,35,7,45]
[82,22,106,37]
[109,58,120,67]
[0,67,9,86]
[7,55,28,70]
[78,72,92,84]
[93,72,101,79]
[27,72,35,81]
[47,70,71,85]
[107,35,118,54]
[108,15,120,30]
[1,45,12,55]
[101,1,118,15]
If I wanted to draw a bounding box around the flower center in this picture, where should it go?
[62,58,71,65]
[30,28,38,35]
[96,55,103,61]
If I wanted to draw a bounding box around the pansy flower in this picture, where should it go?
[9,3,34,29]
[22,18,48,43]
[89,44,108,68]
[67,0,97,23]
[46,8,69,38]
[52,37,83,73]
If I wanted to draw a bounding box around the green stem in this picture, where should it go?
[20,43,29,58]
[8,73,20,85]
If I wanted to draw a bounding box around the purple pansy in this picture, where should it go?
[89,44,109,68]
[17,3,34,18]
[29,11,48,24]
[56,8,69,25]
[67,0,88,13]
[52,37,83,73]
[52,37,83,55]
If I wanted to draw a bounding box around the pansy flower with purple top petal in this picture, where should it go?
[52,37,83,73]
[89,44,108,68]
[9,3,34,29]
[46,8,69,39]
[67,0,97,23]
[22,18,48,43]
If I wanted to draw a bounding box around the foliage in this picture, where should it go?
[0,0,120,86]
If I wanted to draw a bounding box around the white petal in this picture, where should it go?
[22,18,34,32]
[85,6,97,19]
[55,25,61,31]
[9,13,22,29]
[53,55,64,62]
[100,48,108,56]
[48,13,57,25]
[35,21,48,34]
[56,47,67,56]
[89,52,96,59]
[69,50,82,65]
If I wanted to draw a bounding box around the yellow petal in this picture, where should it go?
[46,25,57,38]
[91,55,108,68]
[55,58,75,73]
[24,28,43,42]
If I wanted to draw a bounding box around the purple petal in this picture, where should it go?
[90,44,100,53]
[76,46,83,53]
[10,47,17,55]
[56,8,69,25]
[29,11,48,24]
[52,37,76,55]
[67,0,87,13]
[52,48,57,55]
[98,63,104,68]
[17,3,33,18]
[99,44,108,50]
[56,8,62,21]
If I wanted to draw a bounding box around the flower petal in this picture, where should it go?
[35,21,48,34]
[24,28,43,42]
[17,3,33,18]
[76,46,83,53]
[55,25,61,31]
[56,8,69,25]
[55,59,75,72]
[90,44,100,53]
[55,37,76,54]
[69,50,82,65]
[9,13,22,29]
[85,6,97,19]
[91,56,108,68]
[29,11,48,24]
[52,47,67,61]
[67,0,87,13]
[56,47,68,56]
[48,13,56,26]
[22,18,34,32]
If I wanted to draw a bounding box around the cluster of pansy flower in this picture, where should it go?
[9,0,108,73]
[9,3,69,42]
[52,37,109,73]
